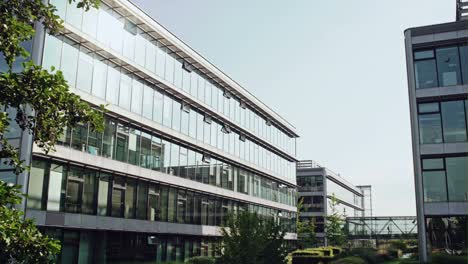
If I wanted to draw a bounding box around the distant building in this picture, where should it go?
[404,1,468,261]
[296,160,366,246]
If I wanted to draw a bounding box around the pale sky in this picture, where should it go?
[131,0,455,216]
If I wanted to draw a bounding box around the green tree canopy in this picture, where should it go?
[326,194,347,247]
[220,211,288,264]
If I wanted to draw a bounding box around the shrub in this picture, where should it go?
[431,253,468,264]
[389,240,407,251]
[330,256,366,264]
[343,248,384,264]
[185,256,216,264]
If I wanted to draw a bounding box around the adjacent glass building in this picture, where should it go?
[296,160,365,246]
[404,7,468,262]
[0,0,300,262]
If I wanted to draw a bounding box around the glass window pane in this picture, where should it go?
[423,171,447,202]
[97,173,110,216]
[27,160,46,210]
[145,42,156,73]
[446,157,468,202]
[419,102,439,113]
[136,181,148,220]
[436,47,461,86]
[43,35,62,71]
[414,50,434,60]
[122,21,136,60]
[125,179,136,218]
[76,47,93,93]
[143,85,154,120]
[61,40,79,87]
[131,79,143,115]
[102,119,116,159]
[419,114,442,144]
[165,55,175,83]
[82,169,96,214]
[441,100,467,142]
[115,124,129,162]
[119,73,132,110]
[151,136,163,171]
[135,33,147,67]
[189,110,197,139]
[66,1,83,29]
[92,55,108,99]
[106,65,120,105]
[174,59,183,89]
[181,108,189,136]
[156,45,166,78]
[422,158,444,170]
[415,60,438,89]
[128,128,141,166]
[153,89,163,124]
[163,95,173,128]
[460,46,468,84]
[82,7,98,38]
[172,100,181,132]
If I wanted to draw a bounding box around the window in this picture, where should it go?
[91,55,108,99]
[142,85,154,120]
[436,47,461,86]
[414,50,438,89]
[76,47,93,93]
[172,100,181,132]
[119,73,132,111]
[460,46,468,84]
[446,157,468,202]
[163,94,173,128]
[441,101,467,142]
[131,79,143,115]
[128,128,141,166]
[153,89,163,124]
[60,40,79,87]
[106,64,120,105]
[422,158,447,202]
[125,179,136,218]
[136,181,148,220]
[418,103,442,144]
[27,160,47,210]
[81,4,98,38]
[97,173,110,216]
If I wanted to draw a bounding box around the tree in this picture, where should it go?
[0,0,103,262]
[296,197,318,249]
[0,181,60,263]
[220,211,288,264]
[326,194,347,246]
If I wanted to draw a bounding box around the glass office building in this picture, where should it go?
[0,0,300,262]
[404,7,468,262]
[296,160,365,246]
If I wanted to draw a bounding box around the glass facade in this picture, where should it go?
[49,0,297,158]
[418,100,468,144]
[297,175,324,192]
[426,216,468,252]
[43,34,296,183]
[56,117,296,207]
[44,228,221,264]
[422,156,468,202]
[413,45,468,89]
[28,159,296,231]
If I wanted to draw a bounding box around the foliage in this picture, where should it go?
[0,0,103,262]
[326,194,347,247]
[296,197,318,248]
[0,0,104,175]
[0,181,61,263]
[185,256,216,264]
[343,248,385,264]
[219,211,287,264]
[431,253,468,264]
[389,240,407,252]
[330,256,366,264]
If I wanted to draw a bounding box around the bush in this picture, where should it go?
[389,240,407,251]
[330,256,366,264]
[344,248,384,264]
[431,253,468,264]
[185,256,216,264]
